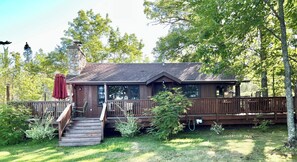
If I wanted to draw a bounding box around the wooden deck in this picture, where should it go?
[9,101,70,120]
[105,97,296,128]
[9,97,296,128]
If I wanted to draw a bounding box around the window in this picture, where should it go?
[98,86,105,106]
[182,85,200,98]
[216,85,234,98]
[152,83,168,96]
[108,85,140,100]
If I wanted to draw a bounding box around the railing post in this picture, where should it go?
[54,107,57,119]
[58,124,61,141]
[274,98,277,120]
[215,98,218,122]
[100,103,107,141]
[41,103,44,117]
[245,99,248,120]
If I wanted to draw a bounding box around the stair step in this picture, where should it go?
[65,133,101,138]
[73,120,100,123]
[61,137,101,142]
[73,123,101,126]
[60,118,103,147]
[73,118,100,121]
[67,129,101,134]
[68,126,101,130]
[59,141,101,147]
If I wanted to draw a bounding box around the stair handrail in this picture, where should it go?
[100,103,107,140]
[56,104,72,141]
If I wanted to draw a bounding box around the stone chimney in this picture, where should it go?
[67,42,86,76]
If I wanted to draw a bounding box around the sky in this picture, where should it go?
[0,0,168,60]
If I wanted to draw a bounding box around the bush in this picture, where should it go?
[150,87,192,140]
[254,120,272,132]
[115,114,139,137]
[0,104,31,145]
[25,113,56,141]
[210,121,224,135]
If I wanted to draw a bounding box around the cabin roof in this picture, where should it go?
[66,62,240,84]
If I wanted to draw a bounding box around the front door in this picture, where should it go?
[75,85,101,118]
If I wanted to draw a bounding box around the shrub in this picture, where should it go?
[0,104,31,145]
[25,113,56,141]
[115,114,139,137]
[254,120,272,132]
[210,121,224,135]
[150,87,192,140]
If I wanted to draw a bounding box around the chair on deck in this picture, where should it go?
[125,102,133,111]
[75,101,88,117]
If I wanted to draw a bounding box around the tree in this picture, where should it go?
[144,0,296,146]
[273,0,296,146]
[61,10,144,63]
[0,48,57,101]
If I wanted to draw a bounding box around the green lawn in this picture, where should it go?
[0,125,296,162]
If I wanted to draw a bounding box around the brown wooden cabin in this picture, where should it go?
[65,62,294,128]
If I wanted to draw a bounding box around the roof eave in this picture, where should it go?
[66,81,146,85]
[146,72,182,85]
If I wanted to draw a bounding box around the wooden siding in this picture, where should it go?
[72,83,236,117]
[155,76,175,83]
[200,84,216,98]
[140,85,152,99]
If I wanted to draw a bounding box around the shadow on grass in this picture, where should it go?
[0,125,294,162]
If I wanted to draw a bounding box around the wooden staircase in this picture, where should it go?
[59,118,102,146]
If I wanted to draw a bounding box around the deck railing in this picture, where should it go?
[56,104,72,140]
[100,103,107,140]
[106,99,156,117]
[106,97,288,117]
[8,101,70,119]
[188,97,287,115]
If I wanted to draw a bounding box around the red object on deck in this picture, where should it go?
[52,74,68,99]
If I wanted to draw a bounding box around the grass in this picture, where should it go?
[0,125,296,162]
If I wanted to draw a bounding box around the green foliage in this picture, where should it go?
[61,9,144,63]
[0,49,57,102]
[0,10,145,102]
[144,0,297,95]
[25,113,56,141]
[254,120,272,132]
[210,121,224,135]
[150,87,191,140]
[115,115,139,138]
[0,104,30,145]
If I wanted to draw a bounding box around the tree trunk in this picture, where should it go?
[272,67,276,97]
[278,0,296,146]
[259,28,268,97]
